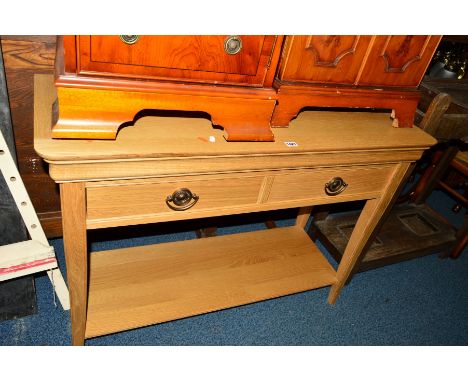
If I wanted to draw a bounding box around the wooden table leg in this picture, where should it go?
[60,182,87,346]
[296,206,313,229]
[328,163,413,304]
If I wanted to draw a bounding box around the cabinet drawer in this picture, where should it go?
[267,165,394,204]
[76,35,279,86]
[86,175,265,224]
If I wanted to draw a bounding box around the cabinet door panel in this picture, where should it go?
[358,35,441,87]
[76,35,279,86]
[278,35,373,84]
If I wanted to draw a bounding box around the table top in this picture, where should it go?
[34,75,435,164]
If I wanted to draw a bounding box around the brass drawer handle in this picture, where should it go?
[224,36,242,55]
[119,35,140,45]
[166,188,199,211]
[325,177,348,196]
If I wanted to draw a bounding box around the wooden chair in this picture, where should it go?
[409,91,468,259]
[417,147,468,259]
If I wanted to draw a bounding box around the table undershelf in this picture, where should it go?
[85,226,337,338]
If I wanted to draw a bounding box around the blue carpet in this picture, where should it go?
[0,190,467,346]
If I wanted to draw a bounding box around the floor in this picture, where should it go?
[0,189,466,346]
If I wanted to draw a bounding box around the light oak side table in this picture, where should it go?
[34,74,436,345]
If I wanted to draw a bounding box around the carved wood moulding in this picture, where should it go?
[305,35,360,67]
[381,35,431,73]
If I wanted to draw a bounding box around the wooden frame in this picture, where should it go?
[271,81,421,128]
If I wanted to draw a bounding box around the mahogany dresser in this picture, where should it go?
[53,35,441,142]
[272,35,442,129]
[53,35,283,141]
[35,74,435,345]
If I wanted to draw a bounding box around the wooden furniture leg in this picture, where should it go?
[195,227,218,238]
[412,146,459,204]
[296,206,313,229]
[447,215,468,259]
[328,163,412,304]
[53,87,276,141]
[60,182,88,346]
[265,220,277,229]
[271,85,421,128]
[307,209,329,240]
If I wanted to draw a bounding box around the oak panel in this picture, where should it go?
[268,165,394,203]
[60,182,87,345]
[85,226,337,338]
[85,165,394,229]
[86,174,264,222]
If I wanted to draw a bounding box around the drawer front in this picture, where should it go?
[86,175,265,223]
[267,165,394,204]
[76,35,279,86]
[86,165,395,229]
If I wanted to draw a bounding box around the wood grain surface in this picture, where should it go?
[278,35,442,88]
[84,165,395,229]
[1,36,61,237]
[60,182,87,345]
[73,35,281,87]
[328,163,413,303]
[32,70,438,344]
[278,35,374,84]
[358,36,442,87]
[36,75,435,162]
[85,226,337,338]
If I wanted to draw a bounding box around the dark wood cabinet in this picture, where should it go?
[1,36,62,238]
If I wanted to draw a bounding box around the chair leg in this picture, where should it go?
[449,215,468,259]
[195,227,217,238]
[450,234,468,259]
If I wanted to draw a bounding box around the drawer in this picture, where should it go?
[267,165,395,204]
[86,175,265,225]
[86,165,395,229]
[76,35,279,86]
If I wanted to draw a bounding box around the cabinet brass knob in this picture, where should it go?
[166,188,199,211]
[325,177,348,196]
[224,36,243,55]
[119,35,140,45]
